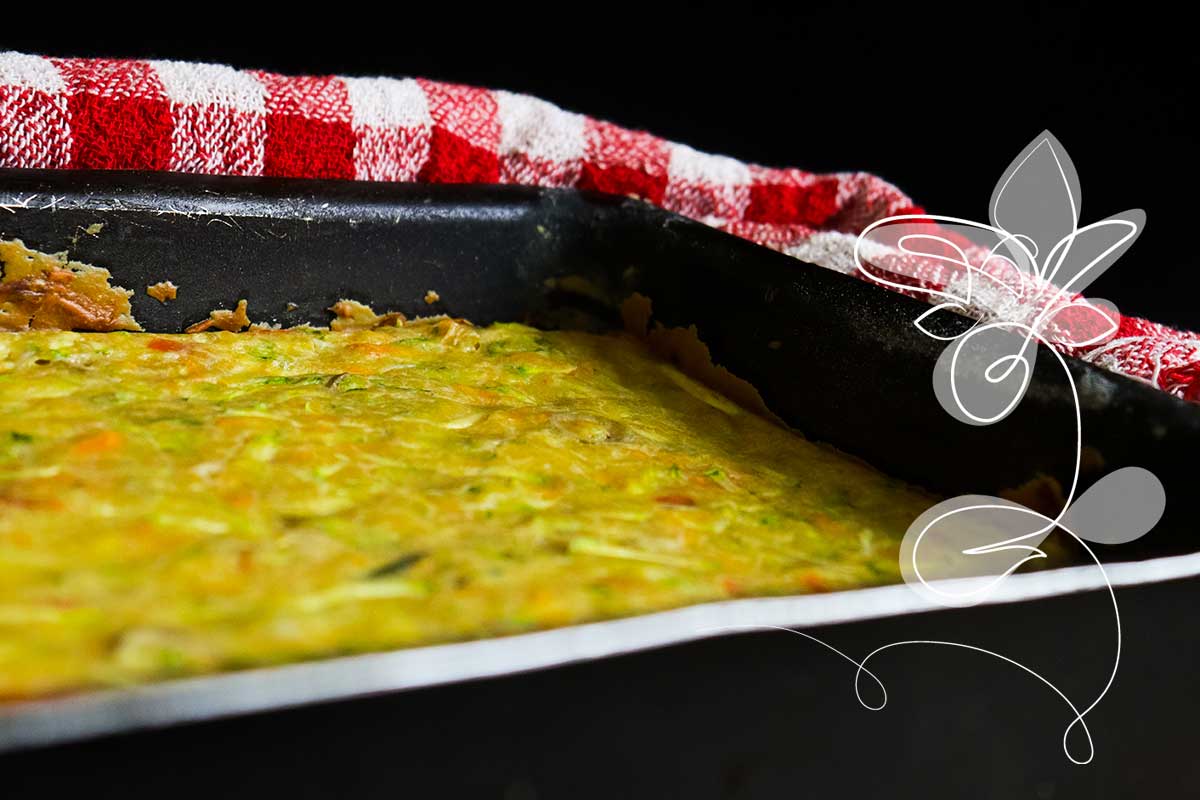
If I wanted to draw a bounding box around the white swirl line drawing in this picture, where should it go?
[707,132,1165,765]
[708,599,1112,764]
[706,505,1120,763]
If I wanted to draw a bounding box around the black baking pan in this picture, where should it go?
[1,169,1198,798]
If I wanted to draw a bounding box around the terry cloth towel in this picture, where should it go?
[1,52,1197,400]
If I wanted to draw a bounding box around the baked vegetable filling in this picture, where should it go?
[0,319,933,698]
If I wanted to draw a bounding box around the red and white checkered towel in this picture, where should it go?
[2,52,1198,400]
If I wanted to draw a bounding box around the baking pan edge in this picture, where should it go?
[2,552,1198,753]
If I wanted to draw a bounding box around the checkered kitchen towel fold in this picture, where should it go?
[2,52,1198,400]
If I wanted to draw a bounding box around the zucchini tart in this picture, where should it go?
[0,243,935,698]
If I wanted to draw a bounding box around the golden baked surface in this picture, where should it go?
[0,320,933,698]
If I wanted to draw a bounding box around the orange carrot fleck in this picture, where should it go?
[147,337,186,352]
[70,430,123,456]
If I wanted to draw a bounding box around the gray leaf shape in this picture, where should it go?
[1061,467,1166,545]
[1040,211,1145,298]
[900,494,1053,607]
[933,323,1038,426]
[990,131,1080,271]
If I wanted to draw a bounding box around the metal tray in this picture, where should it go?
[1,170,1197,797]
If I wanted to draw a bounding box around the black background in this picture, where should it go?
[4,1,1196,328]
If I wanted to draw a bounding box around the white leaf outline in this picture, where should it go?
[940,321,1039,425]
[990,130,1081,265]
[1033,212,1144,331]
[913,302,973,341]
[904,498,1053,607]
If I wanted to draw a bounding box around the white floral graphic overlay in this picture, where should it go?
[712,133,1166,766]
[855,132,1164,605]
[852,131,1165,763]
